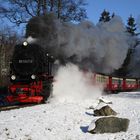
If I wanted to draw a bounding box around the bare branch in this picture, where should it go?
[0,0,87,25]
[24,4,34,17]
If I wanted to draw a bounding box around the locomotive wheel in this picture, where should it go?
[0,87,10,107]
[0,95,10,107]
[42,83,53,102]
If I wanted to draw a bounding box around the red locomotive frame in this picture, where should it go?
[7,81,43,104]
[5,74,53,105]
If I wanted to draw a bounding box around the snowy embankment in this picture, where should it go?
[0,92,140,140]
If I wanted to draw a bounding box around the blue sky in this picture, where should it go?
[1,0,140,34]
[86,0,140,24]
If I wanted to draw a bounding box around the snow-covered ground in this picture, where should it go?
[0,92,140,140]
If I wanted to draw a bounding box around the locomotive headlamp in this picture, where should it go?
[23,41,28,46]
[31,74,36,80]
[11,75,16,80]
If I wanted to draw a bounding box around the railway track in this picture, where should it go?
[0,104,38,112]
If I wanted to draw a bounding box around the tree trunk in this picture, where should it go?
[37,0,41,16]
[57,0,61,19]
[50,0,54,12]
[42,0,47,15]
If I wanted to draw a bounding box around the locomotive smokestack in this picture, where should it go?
[26,36,37,44]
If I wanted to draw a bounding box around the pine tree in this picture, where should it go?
[111,12,115,18]
[99,10,111,22]
[126,15,137,36]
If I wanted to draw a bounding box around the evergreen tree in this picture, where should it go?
[111,12,115,18]
[126,15,137,36]
[99,10,111,22]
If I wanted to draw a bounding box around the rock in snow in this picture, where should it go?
[0,92,140,140]
[94,105,117,116]
[98,96,113,104]
[88,117,130,134]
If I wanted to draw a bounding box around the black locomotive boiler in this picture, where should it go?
[7,41,54,104]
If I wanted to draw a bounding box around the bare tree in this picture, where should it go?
[0,26,20,86]
[56,0,87,22]
[0,0,87,25]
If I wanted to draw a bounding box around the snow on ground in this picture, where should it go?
[0,92,140,140]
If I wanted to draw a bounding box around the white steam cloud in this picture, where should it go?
[52,63,103,102]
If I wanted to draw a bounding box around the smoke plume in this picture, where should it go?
[127,44,140,77]
[26,14,132,74]
[25,14,139,101]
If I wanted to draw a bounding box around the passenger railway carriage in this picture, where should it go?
[93,73,140,92]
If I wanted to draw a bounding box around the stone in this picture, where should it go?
[94,105,117,116]
[99,97,112,104]
[88,117,130,134]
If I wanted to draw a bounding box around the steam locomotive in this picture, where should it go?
[0,41,54,106]
[0,41,140,107]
